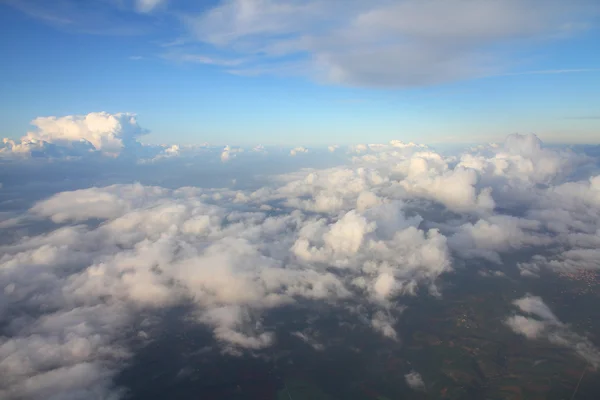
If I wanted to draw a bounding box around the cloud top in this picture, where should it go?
[1,112,147,158]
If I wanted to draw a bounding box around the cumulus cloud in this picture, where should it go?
[1,136,97,159]
[505,295,600,368]
[220,145,244,162]
[179,0,595,87]
[290,146,308,156]
[459,133,590,187]
[370,311,398,340]
[405,371,425,390]
[0,175,453,398]
[0,113,274,163]
[1,112,147,158]
[449,215,551,263]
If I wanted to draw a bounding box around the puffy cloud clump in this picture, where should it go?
[220,145,244,162]
[290,146,308,156]
[449,215,551,263]
[0,112,274,163]
[505,295,600,368]
[513,174,600,274]
[0,176,454,399]
[404,371,425,391]
[1,137,98,159]
[1,112,148,158]
[459,133,590,188]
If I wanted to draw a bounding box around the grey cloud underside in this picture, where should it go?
[1,129,600,398]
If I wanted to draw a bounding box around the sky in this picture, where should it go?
[0,0,599,146]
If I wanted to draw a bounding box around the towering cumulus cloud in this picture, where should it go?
[1,112,147,157]
[0,125,599,399]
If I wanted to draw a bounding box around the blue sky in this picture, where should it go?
[1,0,599,146]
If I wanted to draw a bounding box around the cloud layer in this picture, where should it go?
[1,122,600,398]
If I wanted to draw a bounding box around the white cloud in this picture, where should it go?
[370,311,398,340]
[221,145,244,162]
[505,315,547,339]
[292,330,325,351]
[505,295,600,368]
[28,112,145,155]
[0,172,456,397]
[135,0,166,13]
[31,187,128,223]
[513,295,560,323]
[459,133,590,187]
[290,146,308,156]
[179,0,595,87]
[404,370,425,390]
[1,112,147,158]
[449,215,551,263]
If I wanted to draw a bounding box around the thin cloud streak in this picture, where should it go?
[496,68,600,77]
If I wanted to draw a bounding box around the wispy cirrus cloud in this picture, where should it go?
[563,115,600,120]
[135,0,167,13]
[2,0,154,35]
[177,0,599,87]
[161,52,247,66]
[497,68,600,77]
[5,0,599,87]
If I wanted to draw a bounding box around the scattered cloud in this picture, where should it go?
[505,295,600,367]
[292,330,325,351]
[497,68,600,77]
[405,371,425,390]
[563,115,600,120]
[220,145,244,162]
[3,0,152,35]
[290,146,308,156]
[161,52,247,66]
